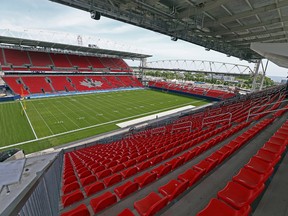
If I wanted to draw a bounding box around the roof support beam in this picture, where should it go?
[178,0,230,19]
[204,1,288,28]
[213,16,288,35]
[227,27,288,41]
[234,34,286,45]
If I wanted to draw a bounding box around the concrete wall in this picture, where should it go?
[5,150,25,161]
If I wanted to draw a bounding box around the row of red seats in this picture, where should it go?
[1,48,131,71]
[197,119,288,216]
[173,91,278,128]
[61,126,221,196]
[131,118,274,216]
[2,75,143,95]
[149,81,236,100]
[60,122,240,215]
[60,120,253,215]
[59,88,286,215]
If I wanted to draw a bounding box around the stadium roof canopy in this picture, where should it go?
[0,35,151,59]
[50,0,288,62]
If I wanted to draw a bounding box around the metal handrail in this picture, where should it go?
[202,112,232,127]
[246,107,288,122]
[171,121,193,133]
[246,99,288,122]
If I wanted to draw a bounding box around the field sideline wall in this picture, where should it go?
[0,95,21,102]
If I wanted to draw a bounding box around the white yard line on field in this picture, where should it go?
[1,101,209,150]
[20,101,38,139]
[29,101,54,135]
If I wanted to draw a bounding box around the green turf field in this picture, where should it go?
[0,89,210,153]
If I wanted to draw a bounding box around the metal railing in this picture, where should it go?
[171,121,192,133]
[202,112,232,127]
[246,99,288,122]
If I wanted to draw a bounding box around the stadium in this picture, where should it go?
[0,0,288,216]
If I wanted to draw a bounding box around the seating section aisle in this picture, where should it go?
[0,48,132,72]
[58,85,288,216]
[149,81,236,100]
[2,75,143,96]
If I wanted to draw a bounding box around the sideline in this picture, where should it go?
[20,101,38,139]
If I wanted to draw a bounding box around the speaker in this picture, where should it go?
[91,11,101,20]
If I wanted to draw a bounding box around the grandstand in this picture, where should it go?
[1,0,288,216]
[0,36,148,97]
[148,81,236,101]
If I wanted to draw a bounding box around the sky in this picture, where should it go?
[1,0,287,79]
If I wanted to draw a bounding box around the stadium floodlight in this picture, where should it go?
[90,11,101,20]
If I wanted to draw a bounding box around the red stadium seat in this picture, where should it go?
[232,167,266,189]
[158,179,189,201]
[179,150,196,162]
[124,159,137,168]
[217,181,265,209]
[166,157,185,170]
[207,151,227,164]
[135,155,147,163]
[62,189,84,207]
[151,164,172,178]
[194,158,219,174]
[254,149,281,166]
[121,167,138,179]
[197,198,251,216]
[148,155,163,165]
[62,182,80,194]
[269,136,288,146]
[134,192,169,216]
[136,161,151,171]
[106,160,118,168]
[262,142,286,155]
[118,208,135,216]
[92,165,105,174]
[134,172,157,188]
[103,173,122,187]
[96,169,112,179]
[90,191,117,214]
[244,157,274,179]
[111,164,125,173]
[114,181,139,199]
[161,151,173,160]
[80,175,97,187]
[178,167,205,186]
[84,181,105,197]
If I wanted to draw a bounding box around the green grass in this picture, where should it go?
[0,102,35,144]
[0,89,209,153]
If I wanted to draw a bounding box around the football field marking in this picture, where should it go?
[29,101,54,135]
[20,101,38,139]
[1,100,209,150]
